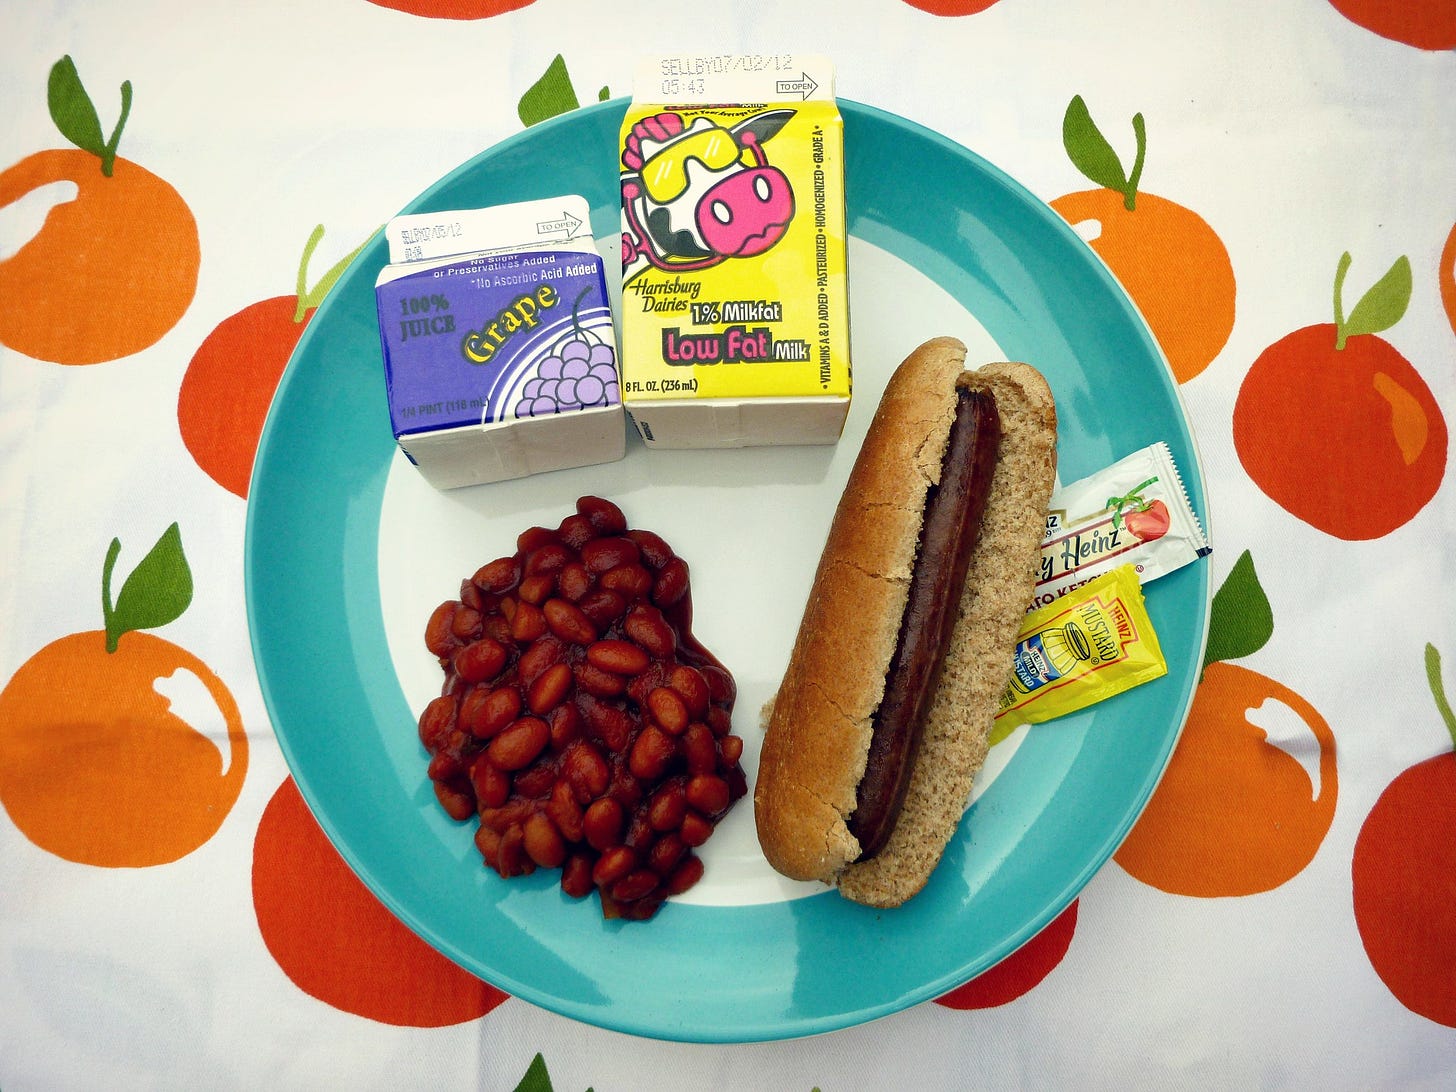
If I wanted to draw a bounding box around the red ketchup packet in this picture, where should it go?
[1032,441,1210,612]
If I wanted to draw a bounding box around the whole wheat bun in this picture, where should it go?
[753,337,1058,908]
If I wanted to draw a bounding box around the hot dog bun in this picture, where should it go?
[754,337,1057,908]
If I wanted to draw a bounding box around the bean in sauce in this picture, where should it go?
[419,495,744,920]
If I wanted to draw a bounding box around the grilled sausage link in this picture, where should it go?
[848,385,1002,858]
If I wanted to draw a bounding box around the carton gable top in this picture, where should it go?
[631,53,835,105]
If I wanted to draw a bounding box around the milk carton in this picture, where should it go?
[619,54,851,448]
[375,196,624,489]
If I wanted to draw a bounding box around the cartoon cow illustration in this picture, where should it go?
[620,108,796,285]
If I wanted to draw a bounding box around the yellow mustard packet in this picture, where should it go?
[992,564,1166,740]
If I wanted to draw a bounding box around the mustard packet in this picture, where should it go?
[993,564,1166,737]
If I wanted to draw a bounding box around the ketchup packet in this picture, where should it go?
[1032,441,1209,612]
[993,565,1167,737]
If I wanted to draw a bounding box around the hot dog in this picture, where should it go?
[753,337,1058,908]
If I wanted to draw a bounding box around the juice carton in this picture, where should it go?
[375,195,624,489]
[618,53,851,448]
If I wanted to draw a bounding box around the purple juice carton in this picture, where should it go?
[375,195,624,489]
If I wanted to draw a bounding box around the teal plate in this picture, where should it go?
[246,99,1210,1042]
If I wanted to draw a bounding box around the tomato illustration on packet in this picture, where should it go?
[1111,481,1171,544]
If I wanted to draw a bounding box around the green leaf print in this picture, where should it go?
[1426,644,1456,751]
[293,225,375,323]
[511,1051,594,1092]
[519,54,581,127]
[1062,94,1146,211]
[1334,251,1412,350]
[102,523,194,652]
[48,55,132,177]
[1202,549,1273,673]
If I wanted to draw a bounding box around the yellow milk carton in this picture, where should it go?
[618,54,850,447]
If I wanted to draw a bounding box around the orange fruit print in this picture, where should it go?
[1233,252,1447,540]
[1352,644,1456,1028]
[0,525,247,867]
[178,226,369,498]
[252,777,507,1026]
[1326,0,1456,50]
[0,57,198,365]
[1050,96,1235,385]
[1115,552,1338,897]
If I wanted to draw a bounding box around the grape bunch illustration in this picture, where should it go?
[516,287,620,418]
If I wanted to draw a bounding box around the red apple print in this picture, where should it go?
[899,0,1004,13]
[1352,644,1456,1028]
[935,900,1078,1009]
[1326,0,1456,50]
[1441,221,1456,340]
[1233,251,1447,540]
[177,226,368,497]
[252,777,507,1026]
[363,0,535,18]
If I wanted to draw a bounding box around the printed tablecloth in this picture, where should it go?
[3,1,1454,1088]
